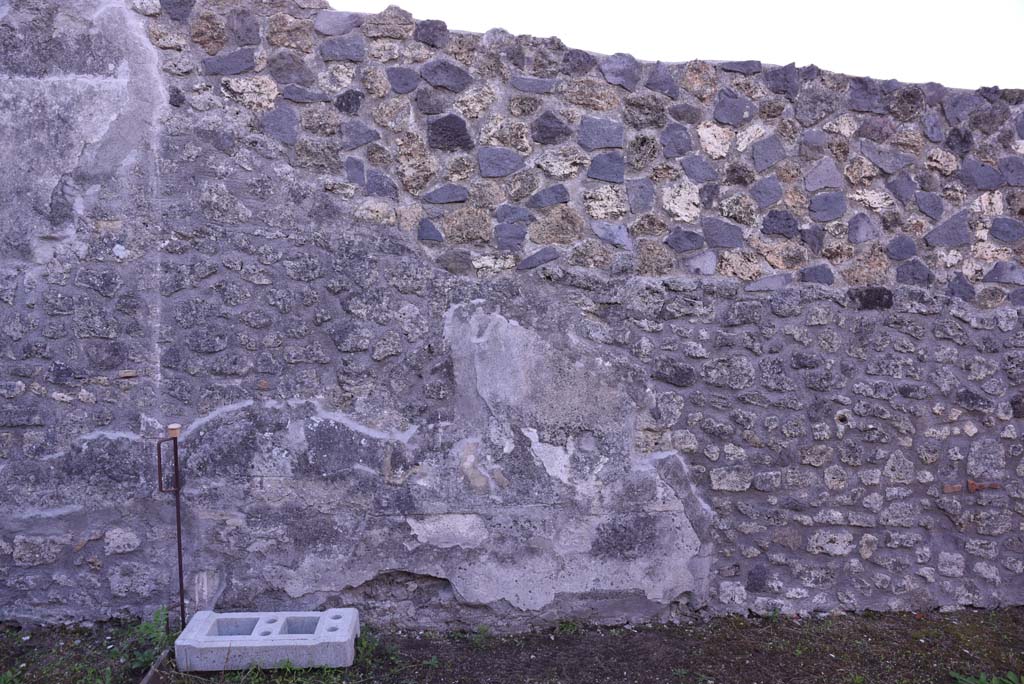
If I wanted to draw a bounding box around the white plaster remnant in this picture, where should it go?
[406,514,489,549]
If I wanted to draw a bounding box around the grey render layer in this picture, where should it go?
[1,0,1023,631]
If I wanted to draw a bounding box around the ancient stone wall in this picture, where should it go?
[1,0,1023,629]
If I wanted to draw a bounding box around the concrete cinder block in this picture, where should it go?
[174,608,359,672]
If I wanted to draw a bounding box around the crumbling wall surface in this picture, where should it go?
[2,0,1024,629]
[0,0,170,622]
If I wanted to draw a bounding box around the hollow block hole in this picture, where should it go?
[280,616,320,635]
[208,617,259,636]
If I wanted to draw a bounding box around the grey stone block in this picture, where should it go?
[175,609,359,672]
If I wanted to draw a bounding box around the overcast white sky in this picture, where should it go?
[330,0,1024,90]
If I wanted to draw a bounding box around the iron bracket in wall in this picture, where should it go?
[155,423,187,631]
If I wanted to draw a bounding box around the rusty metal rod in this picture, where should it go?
[156,423,186,630]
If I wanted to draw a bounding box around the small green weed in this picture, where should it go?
[555,620,581,636]
[113,607,172,671]
[467,625,491,650]
[354,628,380,669]
[0,668,21,684]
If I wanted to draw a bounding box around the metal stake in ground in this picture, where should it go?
[156,423,186,630]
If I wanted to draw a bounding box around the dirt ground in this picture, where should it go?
[0,611,169,684]
[3,607,1022,684]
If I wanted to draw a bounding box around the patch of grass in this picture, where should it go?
[672,667,712,683]
[112,607,172,671]
[0,617,161,684]
[205,661,354,684]
[354,627,379,668]
[193,628,435,684]
[951,673,1022,684]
